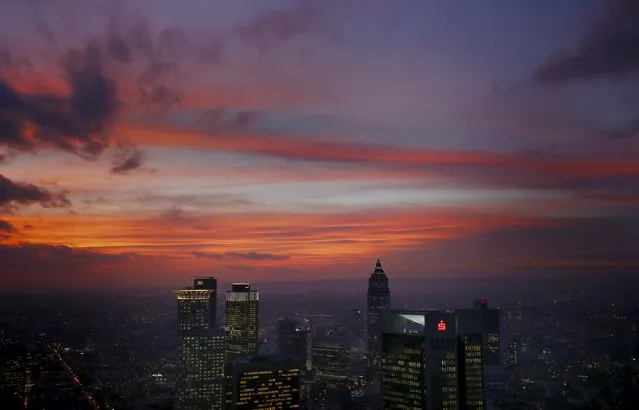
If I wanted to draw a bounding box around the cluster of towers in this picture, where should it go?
[175,280,300,410]
[175,258,499,409]
[366,259,501,410]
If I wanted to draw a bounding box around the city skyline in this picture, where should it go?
[1,0,639,289]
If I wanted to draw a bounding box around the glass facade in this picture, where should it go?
[225,283,260,360]
[381,333,424,409]
[380,310,487,410]
[425,339,459,410]
[175,288,225,410]
[225,356,300,409]
[460,335,485,410]
[193,277,218,328]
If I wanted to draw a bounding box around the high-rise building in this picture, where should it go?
[225,283,260,360]
[477,299,501,366]
[457,302,501,367]
[193,276,218,328]
[224,355,300,409]
[312,339,351,391]
[175,287,225,410]
[461,299,504,404]
[277,318,309,370]
[367,258,391,384]
[380,310,486,410]
[380,322,424,409]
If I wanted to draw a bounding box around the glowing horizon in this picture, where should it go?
[1,0,638,289]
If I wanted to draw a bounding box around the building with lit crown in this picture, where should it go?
[224,355,300,409]
[193,276,218,328]
[225,283,260,360]
[175,287,225,410]
[367,258,391,384]
[380,310,486,410]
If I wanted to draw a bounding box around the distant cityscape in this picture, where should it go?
[1,259,638,409]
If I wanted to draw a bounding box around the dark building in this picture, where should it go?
[224,356,300,409]
[175,287,225,410]
[312,339,351,391]
[380,310,486,410]
[225,283,260,360]
[351,308,365,340]
[309,339,352,408]
[0,342,28,409]
[277,318,308,370]
[457,302,501,367]
[193,276,218,328]
[367,258,391,384]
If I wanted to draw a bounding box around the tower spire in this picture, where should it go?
[373,258,385,274]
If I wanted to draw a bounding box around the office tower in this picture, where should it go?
[380,319,424,410]
[0,342,28,409]
[312,339,351,390]
[457,302,500,367]
[277,318,309,369]
[367,258,391,384]
[194,276,218,328]
[225,283,260,360]
[224,356,300,409]
[175,287,225,410]
[477,299,501,366]
[380,310,486,410]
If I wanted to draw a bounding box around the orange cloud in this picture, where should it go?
[2,208,557,267]
[121,123,639,181]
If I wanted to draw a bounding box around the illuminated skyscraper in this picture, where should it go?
[367,258,391,384]
[380,310,486,410]
[175,287,225,410]
[224,356,300,409]
[469,299,501,366]
[225,283,260,360]
[193,276,218,328]
[462,299,504,403]
[380,324,424,409]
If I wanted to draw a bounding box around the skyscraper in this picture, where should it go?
[367,258,391,384]
[225,283,260,360]
[461,299,504,404]
[193,276,218,328]
[312,339,351,391]
[457,302,501,367]
[175,287,225,410]
[224,356,301,409]
[380,310,486,410]
[309,339,351,407]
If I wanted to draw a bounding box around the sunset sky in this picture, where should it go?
[1,0,638,289]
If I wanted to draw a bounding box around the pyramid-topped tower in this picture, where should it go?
[366,257,391,384]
